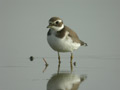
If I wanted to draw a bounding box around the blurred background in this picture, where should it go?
[0,0,120,58]
[0,0,120,90]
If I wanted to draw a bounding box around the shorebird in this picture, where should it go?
[47,73,87,90]
[47,17,87,63]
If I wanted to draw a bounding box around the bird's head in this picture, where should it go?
[47,17,64,31]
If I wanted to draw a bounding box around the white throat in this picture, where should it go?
[52,24,64,31]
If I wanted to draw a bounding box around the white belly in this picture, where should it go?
[47,31,80,52]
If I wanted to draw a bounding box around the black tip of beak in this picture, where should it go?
[47,25,49,28]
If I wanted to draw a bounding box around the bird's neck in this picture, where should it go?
[54,24,65,31]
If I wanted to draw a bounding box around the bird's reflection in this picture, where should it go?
[47,73,87,90]
[47,62,87,90]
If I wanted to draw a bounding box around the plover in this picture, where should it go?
[47,73,87,90]
[47,17,87,63]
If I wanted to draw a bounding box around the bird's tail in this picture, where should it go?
[84,42,88,46]
[80,74,87,82]
[80,40,88,46]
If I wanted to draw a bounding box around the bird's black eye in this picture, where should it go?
[56,21,59,24]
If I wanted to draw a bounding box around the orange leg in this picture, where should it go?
[70,53,73,63]
[58,52,61,63]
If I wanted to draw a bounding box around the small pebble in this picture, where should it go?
[73,62,76,66]
[29,56,34,61]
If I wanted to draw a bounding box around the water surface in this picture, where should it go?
[0,55,120,90]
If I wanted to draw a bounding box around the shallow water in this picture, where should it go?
[0,55,120,90]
